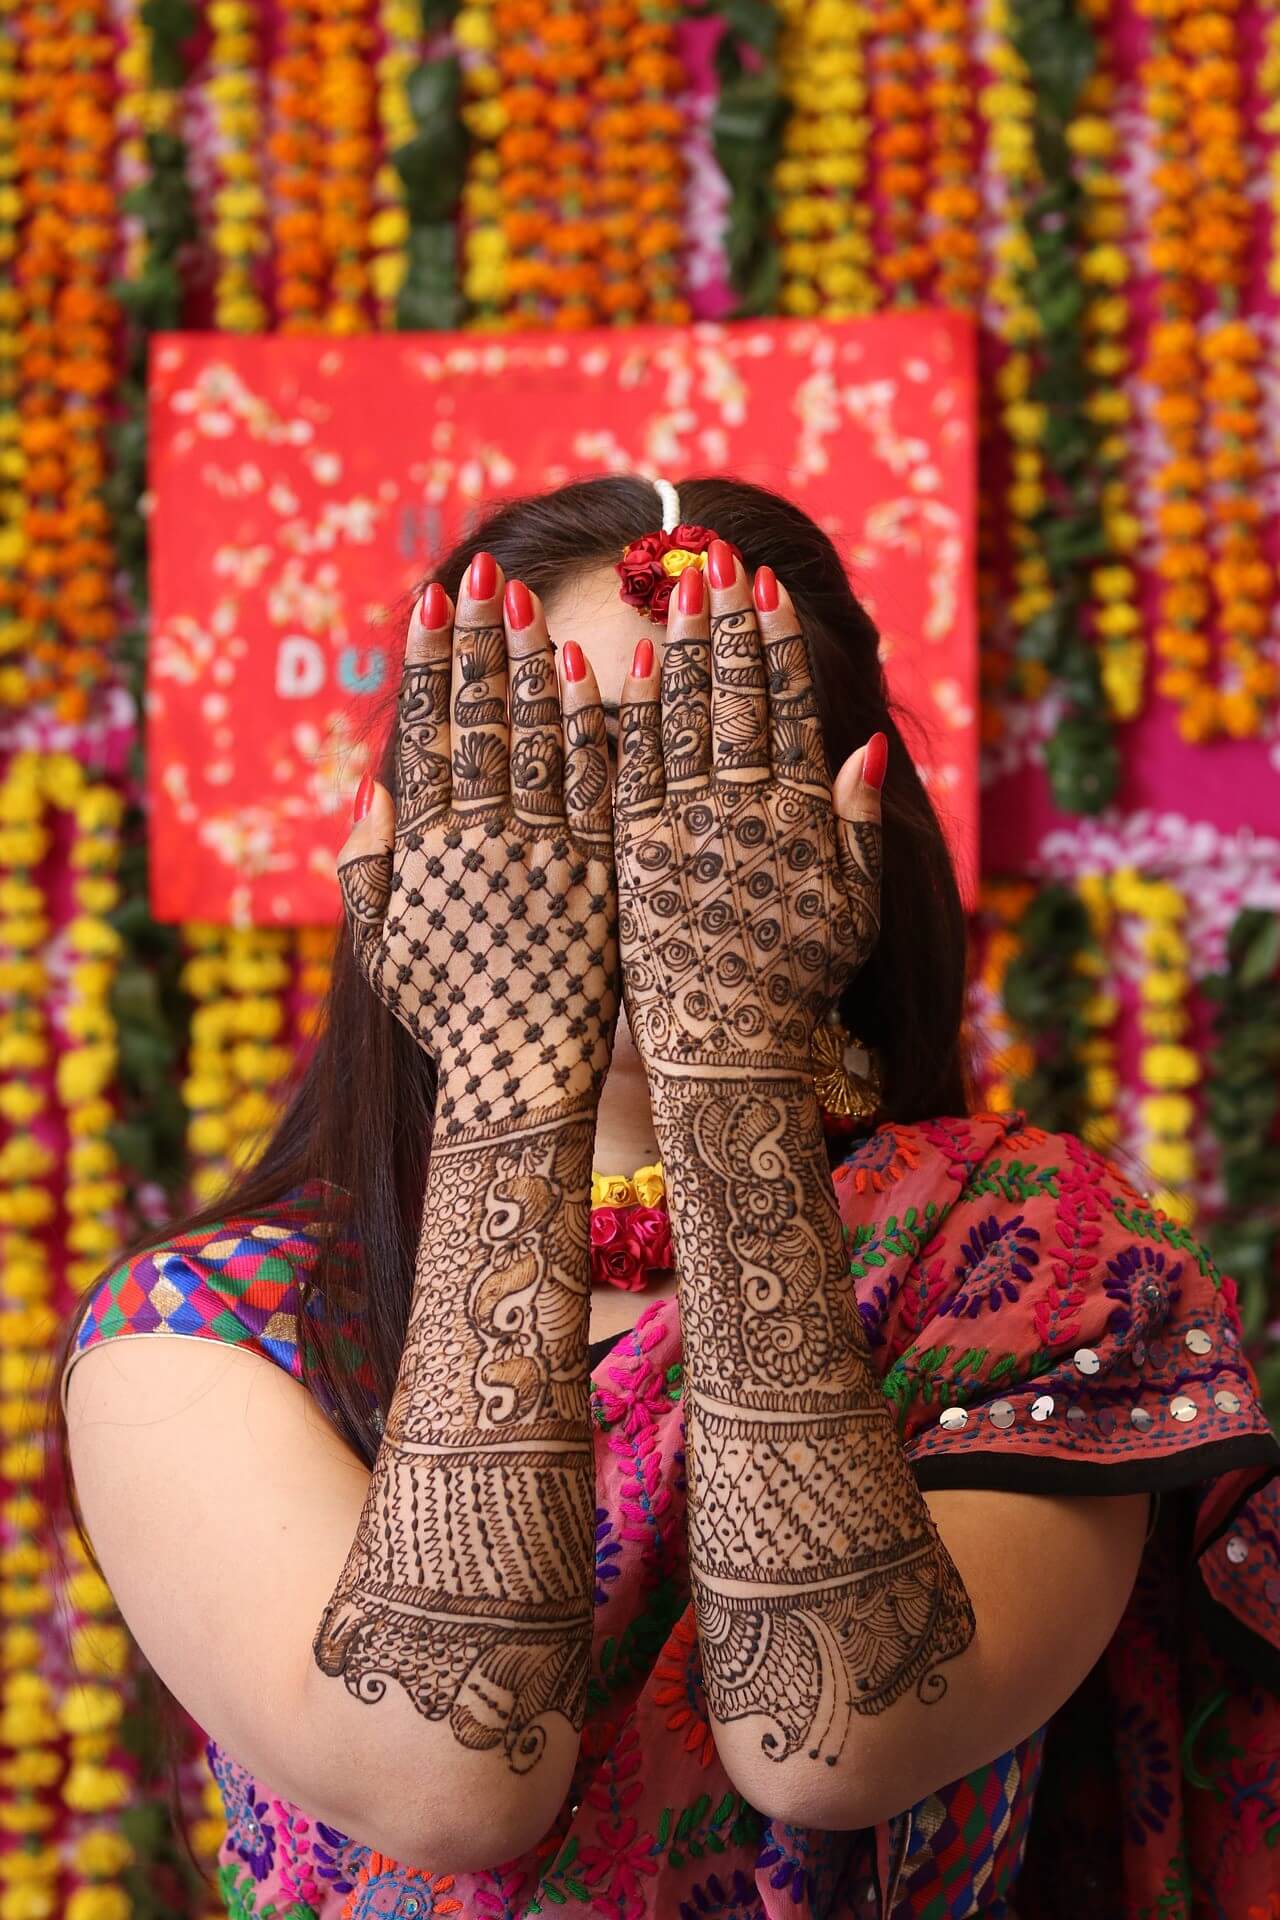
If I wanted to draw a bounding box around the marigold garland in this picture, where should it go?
[1074,872,1122,1155]
[207,0,268,334]
[1176,0,1274,740]
[775,0,874,319]
[1112,867,1197,1225]
[270,0,327,331]
[867,0,931,304]
[921,0,981,310]
[316,0,379,336]
[370,0,418,324]
[974,880,1035,1113]
[1068,6,1146,724]
[0,753,58,1920]
[0,0,23,712]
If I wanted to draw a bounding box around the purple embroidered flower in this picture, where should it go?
[595,1505,623,1606]
[206,1741,277,1882]
[1105,1243,1184,1338]
[755,1832,811,1904]
[943,1214,1041,1319]
[1115,1703,1174,1846]
[313,1822,362,1894]
[680,1867,765,1918]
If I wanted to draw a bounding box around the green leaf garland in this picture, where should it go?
[701,0,786,315]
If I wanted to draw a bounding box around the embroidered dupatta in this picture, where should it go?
[65,1113,1280,1918]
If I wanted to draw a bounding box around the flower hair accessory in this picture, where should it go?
[616,477,744,625]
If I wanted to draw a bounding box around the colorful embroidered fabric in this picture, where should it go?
[63,1114,1280,1918]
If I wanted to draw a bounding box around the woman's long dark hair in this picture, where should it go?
[43,474,972,1876]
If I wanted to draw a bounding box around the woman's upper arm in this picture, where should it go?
[63,1334,549,1870]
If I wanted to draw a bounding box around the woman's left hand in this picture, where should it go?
[614,539,883,1077]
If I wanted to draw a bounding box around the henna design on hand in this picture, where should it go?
[453,623,506,729]
[652,1072,976,1766]
[314,1104,597,1772]
[615,698,664,820]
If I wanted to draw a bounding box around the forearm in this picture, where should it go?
[309,1082,596,1829]
[651,1063,976,1823]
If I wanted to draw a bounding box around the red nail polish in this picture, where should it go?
[505,579,533,629]
[353,774,374,821]
[707,540,736,591]
[469,550,496,599]
[631,637,654,678]
[863,732,888,792]
[753,565,779,612]
[422,581,448,628]
[563,640,585,683]
[677,563,704,615]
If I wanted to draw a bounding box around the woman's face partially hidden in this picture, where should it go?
[542,560,659,783]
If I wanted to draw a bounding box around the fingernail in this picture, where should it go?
[631,637,654,678]
[677,563,704,615]
[505,579,533,630]
[707,539,736,591]
[422,581,448,628]
[563,640,585,683]
[863,732,888,792]
[353,774,374,821]
[469,550,496,599]
[753,565,779,612]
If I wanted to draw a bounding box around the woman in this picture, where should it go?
[54,476,1280,1919]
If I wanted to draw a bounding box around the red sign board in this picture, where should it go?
[147,315,977,924]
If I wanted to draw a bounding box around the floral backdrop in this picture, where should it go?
[1,0,1279,1916]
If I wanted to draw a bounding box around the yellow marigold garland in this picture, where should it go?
[0,754,58,1920]
[295,925,335,1044]
[222,927,293,1175]
[458,0,506,323]
[1074,873,1122,1155]
[774,0,875,319]
[1112,868,1197,1225]
[1068,10,1145,723]
[207,0,268,334]
[370,0,418,323]
[978,0,1049,715]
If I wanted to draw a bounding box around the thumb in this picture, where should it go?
[833,732,885,939]
[337,776,396,968]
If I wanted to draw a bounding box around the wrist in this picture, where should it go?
[434,1064,602,1143]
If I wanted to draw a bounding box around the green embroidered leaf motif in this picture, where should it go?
[710,1790,737,1826]
[657,1807,671,1847]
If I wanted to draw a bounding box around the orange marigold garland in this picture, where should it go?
[0,0,23,709]
[921,0,982,310]
[48,0,118,726]
[270,0,326,332]
[867,0,932,305]
[316,0,378,335]
[1178,0,1274,740]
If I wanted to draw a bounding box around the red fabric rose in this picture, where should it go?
[594,1241,645,1291]
[591,1208,624,1249]
[629,1205,672,1268]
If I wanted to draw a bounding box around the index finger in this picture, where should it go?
[396,581,453,830]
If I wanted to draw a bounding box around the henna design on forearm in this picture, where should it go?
[313,1102,597,1772]
[649,1070,976,1767]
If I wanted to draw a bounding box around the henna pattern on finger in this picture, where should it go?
[338,852,389,925]
[453,624,507,729]
[563,701,609,829]
[313,1103,598,1772]
[510,731,564,819]
[510,651,561,730]
[649,1071,976,1766]
[711,609,770,777]
[397,657,453,825]
[615,698,664,818]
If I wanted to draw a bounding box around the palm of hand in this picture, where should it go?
[614,563,881,1074]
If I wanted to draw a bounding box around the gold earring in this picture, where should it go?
[813,1012,882,1123]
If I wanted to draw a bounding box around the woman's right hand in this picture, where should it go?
[336,552,618,1136]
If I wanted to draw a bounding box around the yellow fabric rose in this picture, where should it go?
[592,1174,634,1209]
[631,1164,665,1207]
